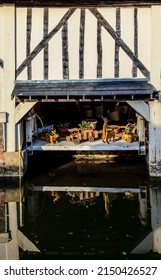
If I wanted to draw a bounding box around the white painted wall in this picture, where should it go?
[2,5,16,151]
[16,8,27,80]
[99,8,115,78]
[15,7,153,81]
[0,7,3,111]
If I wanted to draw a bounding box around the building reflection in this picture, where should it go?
[0,180,161,259]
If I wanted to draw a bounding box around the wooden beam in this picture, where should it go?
[89,8,150,78]
[127,101,150,121]
[0,59,3,68]
[26,8,32,80]
[2,1,161,7]
[43,8,49,80]
[15,102,37,123]
[16,8,76,78]
[79,8,85,79]
[31,186,145,193]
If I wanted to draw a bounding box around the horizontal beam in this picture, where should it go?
[31,186,146,193]
[1,1,161,7]
[27,138,145,152]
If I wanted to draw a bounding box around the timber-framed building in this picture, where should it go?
[1,1,161,177]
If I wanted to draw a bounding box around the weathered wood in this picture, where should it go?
[26,8,32,80]
[79,8,85,79]
[127,101,150,121]
[12,79,156,102]
[16,8,76,78]
[115,8,120,78]
[149,101,161,176]
[32,185,144,193]
[97,20,102,78]
[89,8,150,78]
[133,8,138,77]
[1,1,161,7]
[0,59,3,68]
[62,22,69,79]
[43,8,49,80]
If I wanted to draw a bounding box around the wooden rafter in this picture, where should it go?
[0,59,3,68]
[89,8,150,79]
[16,8,76,78]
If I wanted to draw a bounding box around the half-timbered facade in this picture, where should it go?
[1,1,161,177]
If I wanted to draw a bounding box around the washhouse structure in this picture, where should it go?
[1,0,161,177]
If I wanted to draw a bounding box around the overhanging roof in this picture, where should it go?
[12,78,158,102]
[1,1,161,7]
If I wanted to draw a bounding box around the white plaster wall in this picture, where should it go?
[120,8,134,78]
[31,8,44,80]
[99,8,115,78]
[84,9,97,79]
[0,6,3,111]
[68,9,80,79]
[150,6,161,91]
[14,7,157,81]
[16,8,27,80]
[48,9,67,79]
[138,8,151,77]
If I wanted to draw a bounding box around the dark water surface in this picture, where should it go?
[1,153,161,259]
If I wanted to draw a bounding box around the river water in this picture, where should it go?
[0,153,161,260]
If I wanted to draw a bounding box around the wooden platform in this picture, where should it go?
[27,137,145,152]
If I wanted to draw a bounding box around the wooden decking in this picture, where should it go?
[27,137,144,152]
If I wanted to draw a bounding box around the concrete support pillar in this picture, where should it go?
[150,186,161,254]
[2,4,16,152]
[149,101,161,176]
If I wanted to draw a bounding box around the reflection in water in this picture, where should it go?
[0,157,161,259]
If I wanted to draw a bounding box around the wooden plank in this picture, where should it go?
[62,22,69,79]
[4,1,161,7]
[133,8,138,77]
[43,8,49,80]
[97,20,102,78]
[26,8,32,80]
[89,8,150,78]
[31,185,146,193]
[16,8,76,78]
[115,8,120,78]
[27,138,144,151]
[0,59,3,68]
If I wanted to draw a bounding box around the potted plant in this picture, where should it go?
[78,119,97,130]
[57,122,70,134]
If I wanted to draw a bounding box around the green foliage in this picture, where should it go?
[78,121,92,129]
